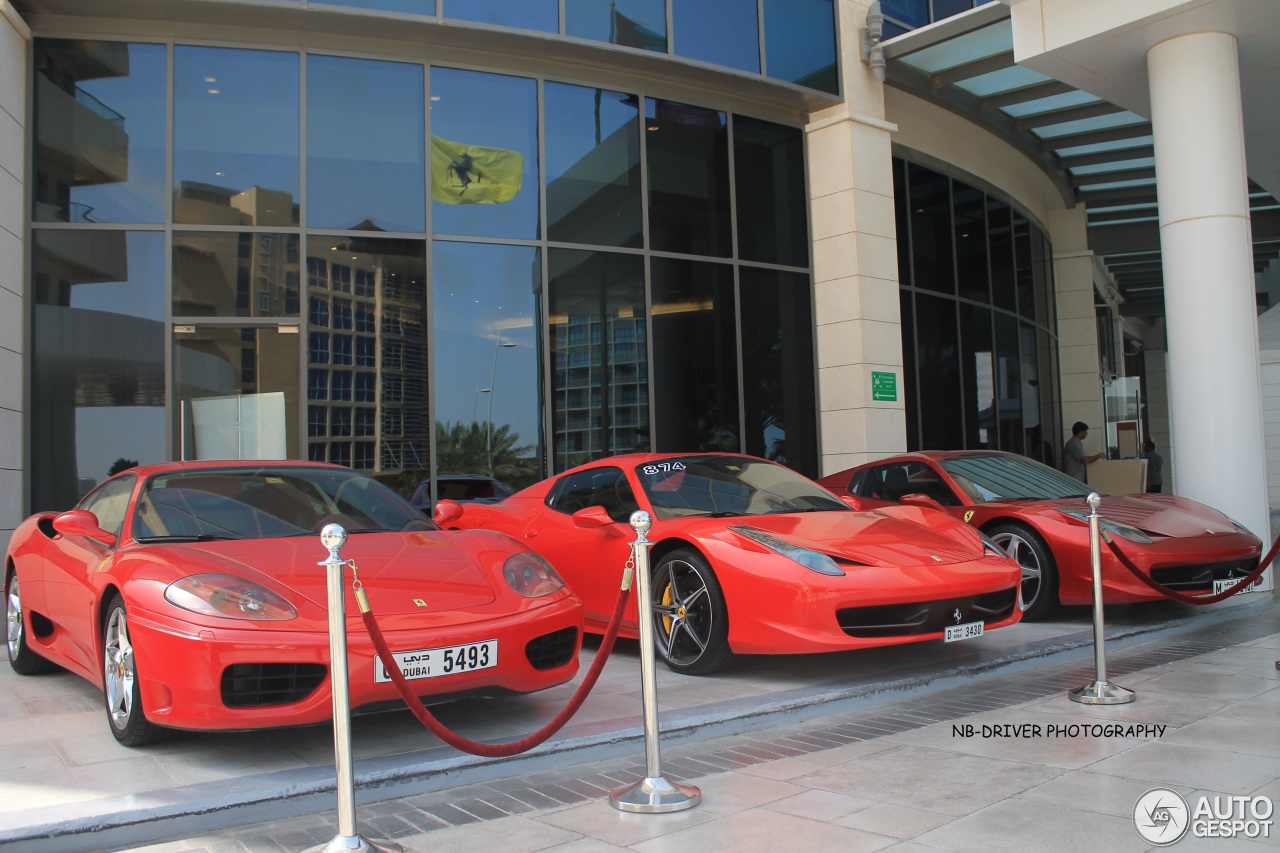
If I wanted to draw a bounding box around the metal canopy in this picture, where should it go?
[880,3,1280,322]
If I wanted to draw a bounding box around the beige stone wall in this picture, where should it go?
[0,2,28,553]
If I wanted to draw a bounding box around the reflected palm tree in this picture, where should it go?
[434,420,540,489]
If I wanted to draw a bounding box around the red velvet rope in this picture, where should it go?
[359,580,632,757]
[1103,532,1278,605]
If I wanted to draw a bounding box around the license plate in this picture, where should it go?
[1213,578,1263,595]
[945,621,984,642]
[375,639,498,683]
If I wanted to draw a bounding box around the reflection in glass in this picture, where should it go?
[566,0,666,51]
[734,116,808,267]
[1035,327,1060,468]
[305,236,428,472]
[1018,321,1041,460]
[909,163,954,295]
[914,293,962,449]
[763,0,837,93]
[173,47,299,226]
[954,181,988,302]
[994,311,1022,453]
[651,259,738,453]
[901,291,919,448]
[673,0,760,73]
[545,83,642,248]
[443,0,557,33]
[549,249,647,470]
[988,196,1015,311]
[33,40,167,224]
[432,241,543,488]
[173,232,300,318]
[961,305,994,448]
[174,327,301,462]
[894,159,912,287]
[430,67,539,240]
[646,98,731,257]
[739,267,817,476]
[316,0,435,13]
[31,230,166,510]
[1013,212,1034,318]
[307,55,425,233]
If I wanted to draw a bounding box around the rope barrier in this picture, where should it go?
[1103,532,1278,605]
[358,576,633,758]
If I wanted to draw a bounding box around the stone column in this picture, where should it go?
[1050,206,1104,456]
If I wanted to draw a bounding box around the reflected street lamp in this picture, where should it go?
[487,339,518,474]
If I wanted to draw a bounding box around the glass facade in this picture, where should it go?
[894,156,1061,463]
[28,35,817,509]
[881,0,996,39]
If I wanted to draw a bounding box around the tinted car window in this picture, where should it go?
[546,467,639,523]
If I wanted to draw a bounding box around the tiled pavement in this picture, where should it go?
[99,595,1280,852]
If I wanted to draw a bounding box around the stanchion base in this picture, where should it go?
[314,833,403,853]
[609,775,701,813]
[1068,680,1135,705]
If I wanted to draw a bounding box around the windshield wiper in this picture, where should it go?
[136,533,243,542]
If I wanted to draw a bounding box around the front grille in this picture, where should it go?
[221,662,327,707]
[525,627,577,670]
[1150,557,1259,590]
[836,589,1017,639]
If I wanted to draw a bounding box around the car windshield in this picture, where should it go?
[939,454,1094,503]
[636,456,849,520]
[133,467,438,541]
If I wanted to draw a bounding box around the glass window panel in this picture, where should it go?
[317,0,434,13]
[33,40,167,224]
[545,83,642,248]
[305,236,428,473]
[173,232,301,318]
[307,55,425,233]
[672,0,759,73]
[914,294,962,449]
[430,67,539,240]
[734,116,808,267]
[953,181,988,302]
[651,259,738,453]
[987,196,1015,311]
[549,249,647,470]
[894,158,911,287]
[432,241,544,489]
[443,0,557,32]
[1013,212,1034,318]
[908,163,955,295]
[763,0,837,94]
[961,305,994,448]
[739,267,818,477]
[933,0,977,21]
[31,230,166,510]
[900,290,919,450]
[646,98,731,257]
[173,47,299,226]
[1033,227,1054,328]
[880,0,928,28]
[174,326,301,460]
[1035,327,1060,468]
[566,0,667,52]
[993,311,1022,452]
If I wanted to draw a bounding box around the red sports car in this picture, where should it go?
[4,461,583,746]
[434,453,1022,675]
[816,450,1264,619]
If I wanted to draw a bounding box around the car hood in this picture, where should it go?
[143,531,499,613]
[708,510,984,567]
[1016,494,1243,538]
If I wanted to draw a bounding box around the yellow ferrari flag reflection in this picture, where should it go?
[431,136,524,204]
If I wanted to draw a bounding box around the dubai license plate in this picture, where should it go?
[375,639,498,683]
[944,621,984,642]
[1213,578,1263,595]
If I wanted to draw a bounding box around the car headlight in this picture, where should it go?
[1053,507,1154,544]
[503,551,566,598]
[165,574,297,620]
[729,526,845,576]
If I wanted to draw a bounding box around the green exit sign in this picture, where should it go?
[872,371,897,402]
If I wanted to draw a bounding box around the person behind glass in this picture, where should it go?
[1063,421,1104,483]
[1141,438,1164,493]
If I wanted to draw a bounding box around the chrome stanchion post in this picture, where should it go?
[314,524,402,853]
[610,511,701,813]
[1069,493,1135,705]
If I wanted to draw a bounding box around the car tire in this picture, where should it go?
[650,548,733,675]
[6,570,55,675]
[987,522,1059,621]
[102,595,166,746]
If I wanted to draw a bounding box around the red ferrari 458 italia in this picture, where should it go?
[817,450,1264,619]
[434,453,1022,675]
[4,461,583,745]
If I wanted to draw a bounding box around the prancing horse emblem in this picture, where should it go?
[963,510,975,523]
[953,608,963,624]
[413,598,428,607]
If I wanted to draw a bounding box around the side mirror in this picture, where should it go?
[900,493,945,511]
[433,499,464,526]
[52,509,118,547]
[839,494,865,512]
[573,506,624,536]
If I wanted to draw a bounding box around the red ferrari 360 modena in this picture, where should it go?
[817,450,1264,619]
[4,461,583,745]
[435,453,1023,675]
